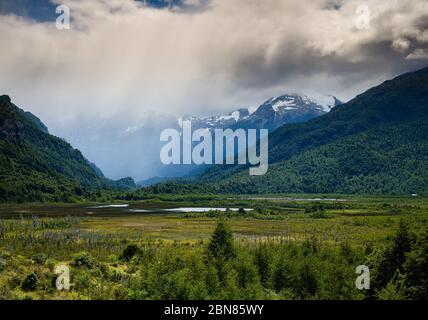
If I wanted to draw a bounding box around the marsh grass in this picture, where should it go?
[0,195,427,300]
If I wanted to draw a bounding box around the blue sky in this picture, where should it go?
[0,0,57,21]
[0,0,194,21]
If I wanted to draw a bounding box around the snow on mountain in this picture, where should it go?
[178,108,250,130]
[271,96,298,111]
[308,94,339,112]
[177,94,342,132]
[248,106,258,115]
[233,93,342,131]
[265,94,339,114]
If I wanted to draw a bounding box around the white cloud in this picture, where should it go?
[0,0,427,179]
[392,38,411,53]
[0,0,427,123]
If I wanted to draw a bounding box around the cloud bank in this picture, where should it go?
[0,0,427,179]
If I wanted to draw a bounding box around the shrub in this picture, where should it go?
[376,280,407,300]
[120,244,140,262]
[31,253,47,265]
[71,252,96,269]
[309,210,329,219]
[21,273,39,291]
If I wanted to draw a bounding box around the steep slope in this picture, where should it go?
[0,95,134,202]
[147,66,428,194]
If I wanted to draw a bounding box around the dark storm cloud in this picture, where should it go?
[0,0,427,121]
[229,38,428,94]
[1,0,427,180]
[196,0,428,100]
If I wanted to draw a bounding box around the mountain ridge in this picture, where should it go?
[179,93,341,133]
[0,95,135,202]
[144,66,428,194]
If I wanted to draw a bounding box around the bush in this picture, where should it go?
[71,252,96,269]
[31,253,47,265]
[309,210,329,219]
[21,273,38,291]
[120,244,140,262]
[376,280,407,300]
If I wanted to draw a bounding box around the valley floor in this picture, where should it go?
[0,194,427,300]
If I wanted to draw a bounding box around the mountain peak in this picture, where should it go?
[172,66,428,194]
[177,93,339,133]
[0,94,49,135]
[261,93,341,114]
[237,93,341,131]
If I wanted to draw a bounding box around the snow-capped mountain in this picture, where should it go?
[267,94,339,113]
[178,94,342,132]
[236,94,342,131]
[68,93,341,184]
[178,108,252,130]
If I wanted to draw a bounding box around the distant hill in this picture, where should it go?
[137,176,177,187]
[0,95,135,202]
[146,66,428,195]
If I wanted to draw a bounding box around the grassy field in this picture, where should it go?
[0,194,427,300]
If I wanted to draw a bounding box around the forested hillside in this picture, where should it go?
[0,95,135,202]
[145,66,428,195]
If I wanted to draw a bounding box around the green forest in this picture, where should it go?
[145,66,428,195]
[0,95,135,203]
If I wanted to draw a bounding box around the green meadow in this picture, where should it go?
[0,194,427,300]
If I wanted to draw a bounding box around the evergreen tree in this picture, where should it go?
[369,220,413,297]
[403,231,428,299]
[207,220,236,283]
[254,244,272,286]
[207,221,236,261]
